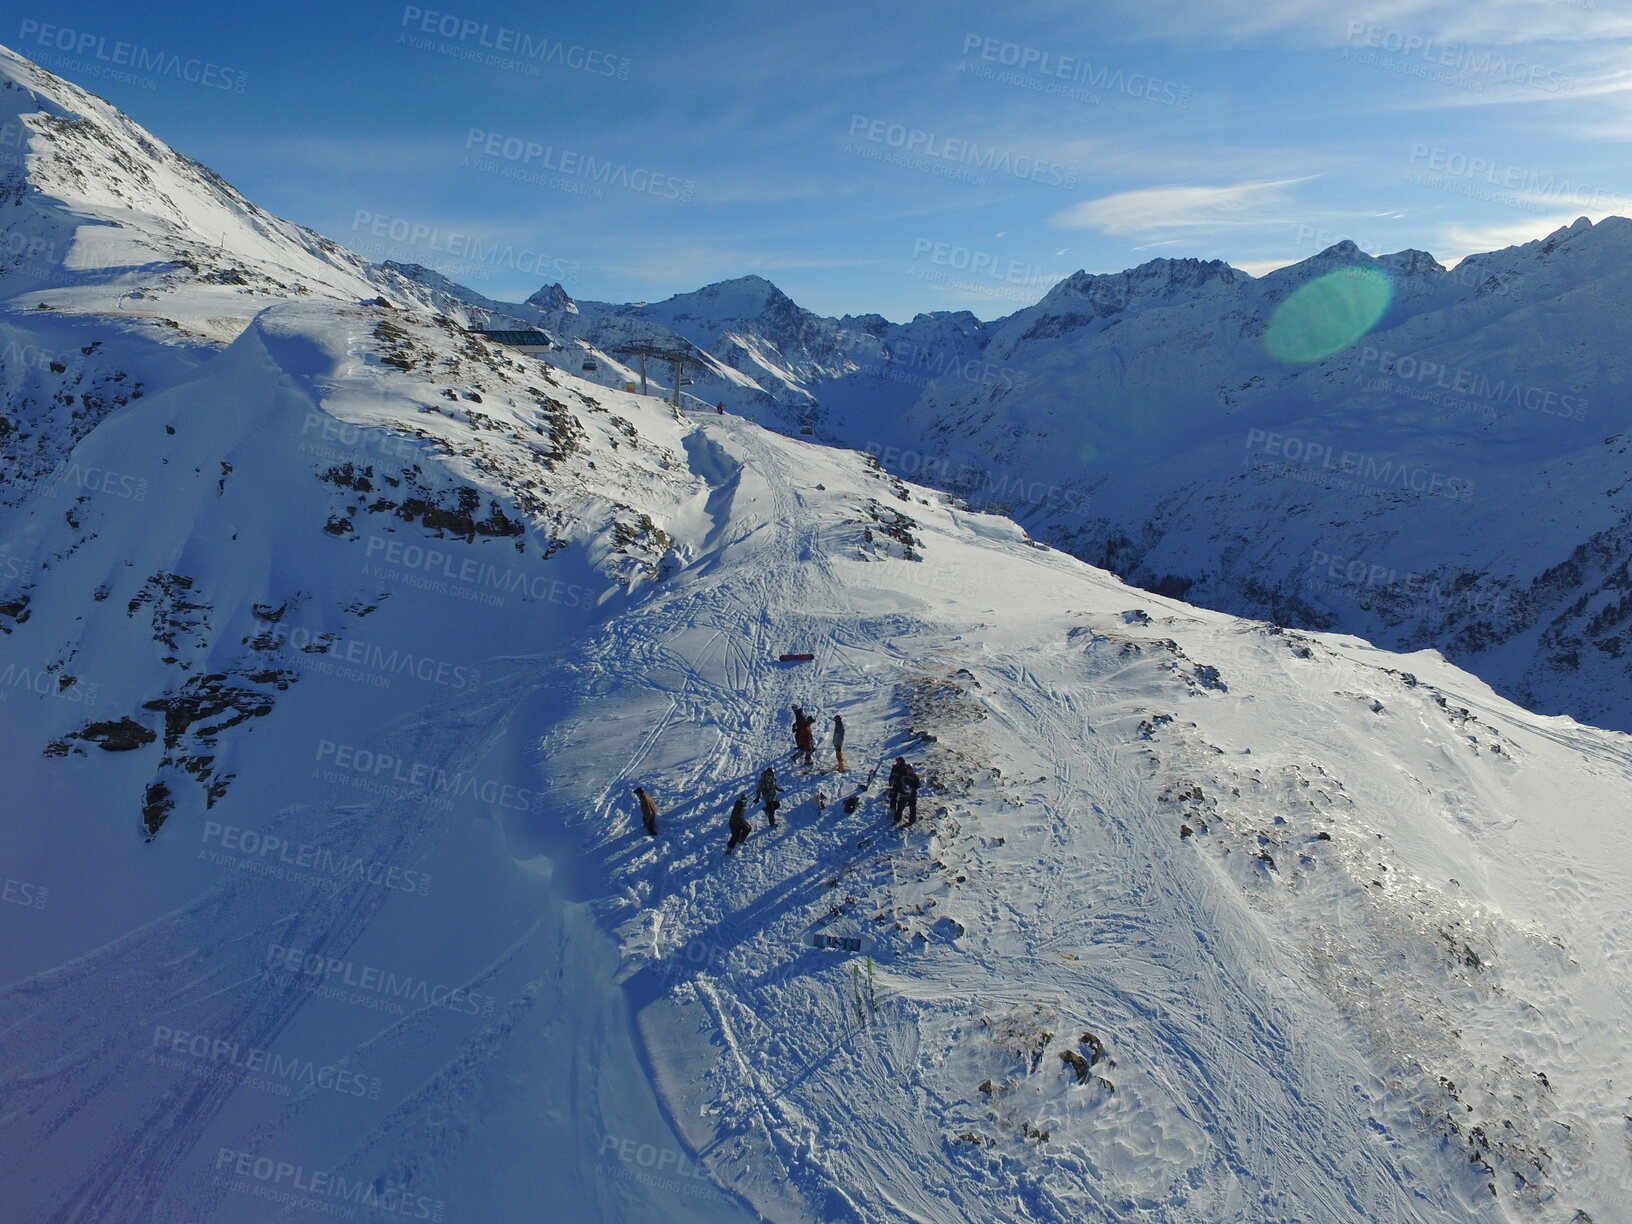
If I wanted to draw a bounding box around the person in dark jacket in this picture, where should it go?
[887,757,908,821]
[634,786,659,837]
[831,714,847,772]
[726,794,751,855]
[898,761,921,824]
[756,767,781,827]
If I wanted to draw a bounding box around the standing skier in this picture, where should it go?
[725,794,752,855]
[756,766,782,828]
[633,786,659,837]
[831,714,847,772]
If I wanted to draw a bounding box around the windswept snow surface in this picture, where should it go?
[2,41,1632,1224]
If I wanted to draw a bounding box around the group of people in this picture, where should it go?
[791,704,845,772]
[632,705,923,856]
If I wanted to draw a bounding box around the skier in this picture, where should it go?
[756,766,782,828]
[794,711,817,769]
[831,714,847,772]
[633,785,659,837]
[790,705,806,756]
[725,794,752,855]
[716,401,725,415]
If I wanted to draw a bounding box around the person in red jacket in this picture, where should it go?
[794,710,817,768]
[633,786,659,836]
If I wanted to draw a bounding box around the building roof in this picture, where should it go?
[473,329,554,346]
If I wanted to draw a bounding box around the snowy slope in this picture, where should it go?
[2,291,1629,1224]
[3,43,1632,1224]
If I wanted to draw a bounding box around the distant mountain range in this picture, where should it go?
[394,224,1632,731]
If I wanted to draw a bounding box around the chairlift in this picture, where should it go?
[582,359,598,372]
[799,424,815,436]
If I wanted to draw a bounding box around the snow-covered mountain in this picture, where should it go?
[4,43,1632,1224]
[385,262,995,442]
[894,231,1632,731]
[378,210,1632,733]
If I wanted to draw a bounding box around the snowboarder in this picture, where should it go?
[725,794,752,855]
[831,714,847,772]
[634,786,659,837]
[756,766,782,828]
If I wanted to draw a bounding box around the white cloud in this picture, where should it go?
[1234,257,1298,276]
[1435,214,1583,261]
[1050,177,1318,235]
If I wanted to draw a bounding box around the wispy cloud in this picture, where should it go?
[1050,176,1318,235]
[1093,0,1632,48]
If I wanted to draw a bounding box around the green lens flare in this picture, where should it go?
[1264,266,1394,364]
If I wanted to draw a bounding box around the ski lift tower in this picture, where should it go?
[612,345,707,410]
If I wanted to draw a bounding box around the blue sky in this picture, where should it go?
[10,0,1632,319]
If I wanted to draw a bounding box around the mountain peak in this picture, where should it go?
[526,282,577,312]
